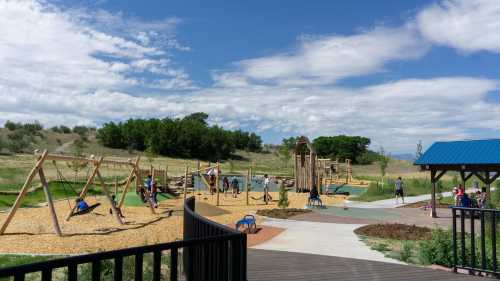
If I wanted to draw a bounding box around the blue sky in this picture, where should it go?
[1,0,500,153]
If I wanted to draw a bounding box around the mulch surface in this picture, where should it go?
[354,223,432,240]
[256,208,312,219]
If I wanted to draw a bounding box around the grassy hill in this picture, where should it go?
[0,128,426,192]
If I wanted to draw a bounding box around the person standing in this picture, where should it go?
[263,174,270,204]
[223,176,230,196]
[231,177,239,198]
[395,177,404,204]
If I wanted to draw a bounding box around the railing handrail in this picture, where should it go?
[0,234,240,277]
[0,196,248,281]
[451,206,499,276]
[451,206,500,212]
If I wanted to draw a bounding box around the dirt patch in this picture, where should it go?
[399,201,451,208]
[194,202,230,216]
[354,223,432,240]
[256,208,311,219]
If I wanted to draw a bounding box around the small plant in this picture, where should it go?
[400,241,412,262]
[371,243,390,252]
[277,181,289,209]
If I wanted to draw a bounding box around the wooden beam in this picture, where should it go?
[184,165,188,200]
[432,170,447,183]
[472,171,486,183]
[39,167,62,236]
[34,152,134,166]
[216,162,220,206]
[118,156,140,209]
[430,170,438,218]
[0,150,49,235]
[66,157,103,221]
[459,171,474,182]
[95,169,124,225]
[246,168,250,206]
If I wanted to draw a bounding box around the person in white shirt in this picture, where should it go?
[263,174,270,204]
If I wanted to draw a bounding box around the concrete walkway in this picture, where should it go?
[252,218,402,264]
[344,191,454,209]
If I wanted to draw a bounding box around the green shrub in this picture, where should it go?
[400,241,412,262]
[419,229,454,267]
[278,182,289,209]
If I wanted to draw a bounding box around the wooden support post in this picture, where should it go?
[1,150,49,235]
[196,160,200,176]
[118,157,140,209]
[184,166,188,200]
[66,157,103,221]
[164,166,168,189]
[246,169,250,206]
[0,150,48,235]
[216,162,220,206]
[96,169,124,225]
[39,168,62,236]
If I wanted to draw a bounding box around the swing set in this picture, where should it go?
[0,150,143,237]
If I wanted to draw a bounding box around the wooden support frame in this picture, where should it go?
[118,157,141,209]
[1,150,142,236]
[216,162,220,206]
[0,150,50,235]
[430,169,447,218]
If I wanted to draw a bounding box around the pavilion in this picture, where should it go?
[415,139,500,217]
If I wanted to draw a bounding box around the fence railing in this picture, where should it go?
[452,206,499,277]
[0,197,247,281]
[184,197,247,281]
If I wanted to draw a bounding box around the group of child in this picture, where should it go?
[453,184,488,208]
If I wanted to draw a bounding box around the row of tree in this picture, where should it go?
[96,113,262,161]
[280,135,379,165]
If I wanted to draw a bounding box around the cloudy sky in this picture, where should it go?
[1,0,500,153]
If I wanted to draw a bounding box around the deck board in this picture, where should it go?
[248,249,484,281]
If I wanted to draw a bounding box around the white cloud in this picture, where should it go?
[0,0,193,95]
[234,26,428,86]
[417,0,500,53]
[3,0,500,154]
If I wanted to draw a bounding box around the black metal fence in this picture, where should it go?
[452,206,499,277]
[0,197,247,281]
[183,197,247,281]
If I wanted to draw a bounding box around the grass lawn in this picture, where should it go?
[352,177,459,202]
[0,254,57,269]
[0,182,103,210]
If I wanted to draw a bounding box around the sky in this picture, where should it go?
[1,0,500,153]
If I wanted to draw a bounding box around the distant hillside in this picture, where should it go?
[391,153,416,162]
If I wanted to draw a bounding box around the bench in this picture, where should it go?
[236,215,257,233]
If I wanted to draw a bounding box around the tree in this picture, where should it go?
[278,181,289,209]
[4,120,21,131]
[312,135,371,163]
[378,146,390,185]
[415,140,423,160]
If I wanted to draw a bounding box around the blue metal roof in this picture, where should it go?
[415,139,500,165]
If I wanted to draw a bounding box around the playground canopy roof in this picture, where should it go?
[415,139,500,170]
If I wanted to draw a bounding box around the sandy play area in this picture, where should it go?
[0,191,344,255]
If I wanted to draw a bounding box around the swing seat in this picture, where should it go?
[236,215,257,233]
[71,203,101,217]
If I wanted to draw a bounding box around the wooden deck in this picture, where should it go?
[248,249,483,281]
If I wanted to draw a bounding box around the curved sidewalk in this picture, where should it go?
[251,217,402,264]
